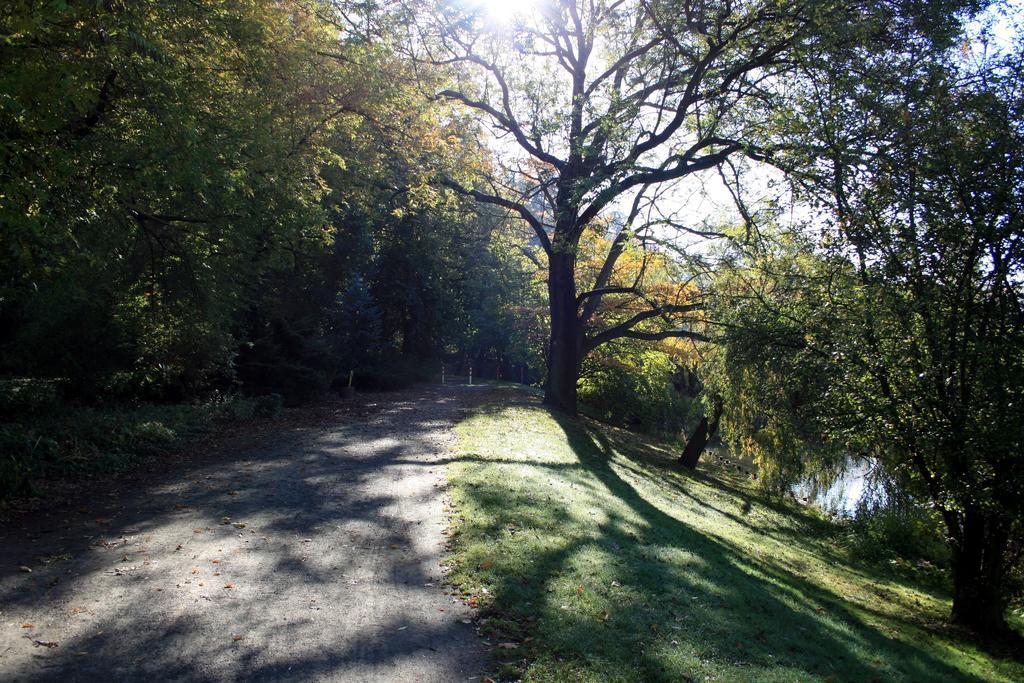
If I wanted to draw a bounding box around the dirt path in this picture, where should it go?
[0,385,488,682]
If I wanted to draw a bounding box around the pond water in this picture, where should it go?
[712,446,877,518]
[792,457,876,517]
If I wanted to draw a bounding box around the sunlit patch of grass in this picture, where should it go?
[446,390,1023,682]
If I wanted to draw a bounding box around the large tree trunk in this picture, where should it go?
[544,250,580,414]
[679,399,723,469]
[949,507,1010,634]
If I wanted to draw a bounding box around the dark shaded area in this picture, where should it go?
[0,386,486,682]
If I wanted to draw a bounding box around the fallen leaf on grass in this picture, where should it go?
[497,642,518,650]
[577,584,586,595]
[480,560,493,570]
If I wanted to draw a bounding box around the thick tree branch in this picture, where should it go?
[435,87,565,170]
[441,178,552,254]
[584,302,705,351]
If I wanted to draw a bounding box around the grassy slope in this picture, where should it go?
[445,388,1022,682]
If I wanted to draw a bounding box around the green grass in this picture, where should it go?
[445,389,1023,682]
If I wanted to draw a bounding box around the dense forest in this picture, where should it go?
[1,0,1022,645]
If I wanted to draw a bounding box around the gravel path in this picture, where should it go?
[0,385,488,682]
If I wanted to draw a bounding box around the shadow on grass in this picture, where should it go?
[454,397,988,681]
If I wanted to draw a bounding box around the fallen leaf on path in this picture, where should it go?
[232,635,244,641]
[224,583,235,589]
[21,623,33,628]
[232,523,246,529]
[24,636,58,648]
[18,566,32,573]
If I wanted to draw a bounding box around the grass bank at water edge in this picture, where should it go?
[443,387,1023,682]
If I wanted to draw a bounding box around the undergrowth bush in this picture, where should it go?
[351,357,439,392]
[0,391,280,502]
[578,344,691,435]
[0,379,62,416]
[839,501,950,585]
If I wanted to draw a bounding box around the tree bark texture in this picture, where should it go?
[949,507,1010,634]
[679,399,723,469]
[544,250,580,414]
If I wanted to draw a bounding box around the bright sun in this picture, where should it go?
[479,0,539,24]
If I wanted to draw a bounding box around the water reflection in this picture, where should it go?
[793,457,877,517]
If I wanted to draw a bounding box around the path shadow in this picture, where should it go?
[0,385,485,682]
